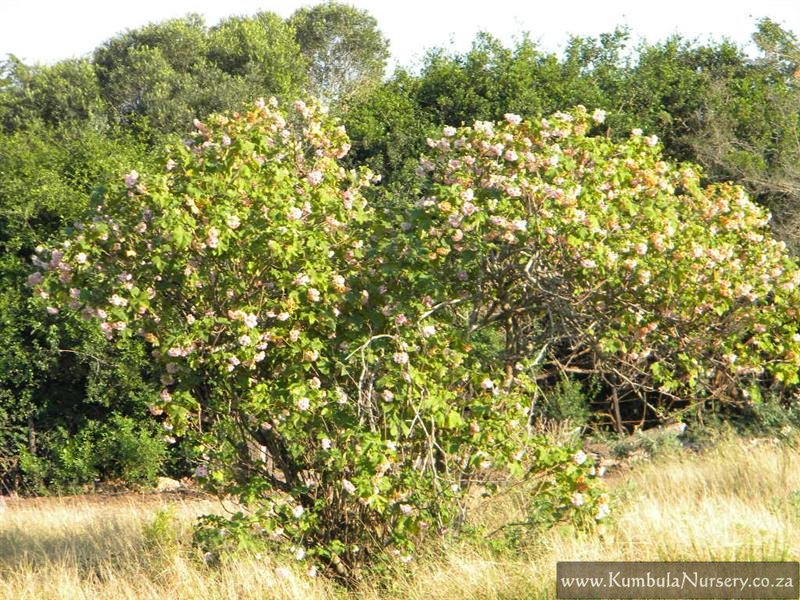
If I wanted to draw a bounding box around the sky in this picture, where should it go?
[1,0,799,70]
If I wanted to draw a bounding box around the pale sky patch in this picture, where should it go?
[1,0,798,69]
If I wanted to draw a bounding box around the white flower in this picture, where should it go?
[342,479,356,494]
[194,465,208,478]
[573,450,588,465]
[306,170,323,186]
[243,313,258,328]
[307,288,321,302]
[473,120,494,135]
[382,389,394,402]
[296,397,310,411]
[504,113,522,125]
[512,219,528,232]
[294,547,306,561]
[291,505,305,518]
[571,492,585,507]
[631,128,643,137]
[294,273,310,286]
[277,312,290,321]
[399,503,413,515]
[480,378,494,390]
[287,206,303,221]
[336,143,351,159]
[331,274,346,290]
[596,503,611,520]
[226,214,241,229]
[443,126,457,137]
[124,170,139,188]
[109,294,128,307]
[393,351,409,365]
[645,134,659,147]
[461,202,477,218]
[321,437,331,450]
[421,324,436,338]
[238,334,252,346]
[592,109,606,123]
[206,227,220,248]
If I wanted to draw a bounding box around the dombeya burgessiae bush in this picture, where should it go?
[406,106,800,425]
[32,99,603,582]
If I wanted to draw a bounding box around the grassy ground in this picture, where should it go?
[1,435,799,599]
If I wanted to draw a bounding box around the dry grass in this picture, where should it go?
[1,436,799,599]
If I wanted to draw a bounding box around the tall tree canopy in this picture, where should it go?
[290,2,390,103]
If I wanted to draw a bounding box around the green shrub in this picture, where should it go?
[95,414,167,486]
[17,415,166,494]
[37,99,603,583]
[18,425,99,495]
[409,106,800,427]
[533,377,594,427]
[143,506,181,555]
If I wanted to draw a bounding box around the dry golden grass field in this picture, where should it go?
[1,435,799,599]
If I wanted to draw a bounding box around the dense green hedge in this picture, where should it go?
[1,4,799,496]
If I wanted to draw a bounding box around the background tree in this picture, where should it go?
[290,2,390,103]
[0,57,103,132]
[687,19,800,251]
[207,12,307,90]
[0,123,165,492]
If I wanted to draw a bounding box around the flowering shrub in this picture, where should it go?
[32,100,602,582]
[407,106,800,427]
